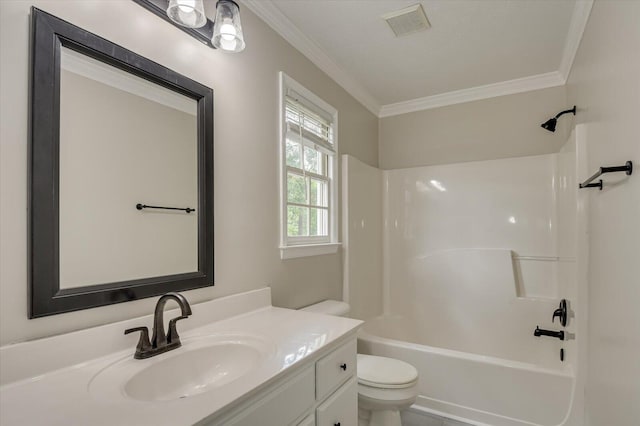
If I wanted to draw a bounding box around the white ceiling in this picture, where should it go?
[241,0,593,116]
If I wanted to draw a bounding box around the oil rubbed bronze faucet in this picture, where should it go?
[124,292,192,359]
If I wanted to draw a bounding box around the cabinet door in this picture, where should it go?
[298,414,316,426]
[316,339,357,400]
[316,377,357,426]
[224,366,315,426]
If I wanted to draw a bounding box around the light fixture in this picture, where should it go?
[133,0,246,52]
[167,0,206,29]
[212,0,245,52]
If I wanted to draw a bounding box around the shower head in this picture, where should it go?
[541,106,576,132]
[541,117,557,132]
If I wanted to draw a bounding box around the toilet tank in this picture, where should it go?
[300,300,350,317]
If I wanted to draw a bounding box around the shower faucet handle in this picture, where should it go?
[552,299,568,327]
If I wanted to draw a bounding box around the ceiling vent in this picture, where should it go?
[382,4,431,37]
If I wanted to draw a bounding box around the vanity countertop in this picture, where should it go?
[0,288,362,425]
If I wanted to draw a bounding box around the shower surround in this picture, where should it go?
[343,129,586,425]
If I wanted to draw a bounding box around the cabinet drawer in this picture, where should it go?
[224,365,315,426]
[316,339,356,400]
[316,377,357,426]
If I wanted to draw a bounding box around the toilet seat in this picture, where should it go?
[356,354,419,426]
[357,354,418,389]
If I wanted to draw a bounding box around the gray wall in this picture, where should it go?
[59,70,198,288]
[0,0,378,345]
[565,1,640,424]
[379,86,569,169]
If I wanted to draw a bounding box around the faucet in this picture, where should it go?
[534,326,564,341]
[124,292,192,359]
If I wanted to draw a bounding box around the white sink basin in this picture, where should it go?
[89,334,275,402]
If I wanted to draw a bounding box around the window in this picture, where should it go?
[279,73,339,259]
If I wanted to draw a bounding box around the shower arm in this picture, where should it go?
[554,107,576,119]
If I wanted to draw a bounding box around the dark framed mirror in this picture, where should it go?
[29,8,214,318]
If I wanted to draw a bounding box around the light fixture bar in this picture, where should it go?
[133,0,216,48]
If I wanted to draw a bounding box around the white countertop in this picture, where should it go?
[0,289,362,425]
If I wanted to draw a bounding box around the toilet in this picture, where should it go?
[301,300,418,426]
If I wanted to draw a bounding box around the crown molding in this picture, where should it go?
[242,0,593,119]
[558,0,594,81]
[378,71,565,118]
[239,0,381,116]
[379,0,593,117]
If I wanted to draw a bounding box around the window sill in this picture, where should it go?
[280,243,341,260]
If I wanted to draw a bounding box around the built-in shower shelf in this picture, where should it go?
[511,253,564,299]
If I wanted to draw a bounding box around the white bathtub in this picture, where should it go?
[357,315,575,426]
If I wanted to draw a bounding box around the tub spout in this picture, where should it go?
[534,326,564,341]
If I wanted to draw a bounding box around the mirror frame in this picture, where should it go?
[29,8,214,318]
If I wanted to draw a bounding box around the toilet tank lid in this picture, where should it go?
[300,300,350,316]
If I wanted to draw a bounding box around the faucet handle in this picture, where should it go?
[167,315,189,345]
[552,299,568,327]
[125,326,152,358]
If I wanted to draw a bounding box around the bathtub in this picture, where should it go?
[357,315,575,426]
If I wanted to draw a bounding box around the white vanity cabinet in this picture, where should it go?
[205,338,357,426]
[297,414,316,426]
[0,290,363,426]
[316,377,357,426]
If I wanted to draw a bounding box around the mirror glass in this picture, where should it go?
[58,47,198,289]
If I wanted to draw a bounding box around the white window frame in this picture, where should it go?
[279,72,340,259]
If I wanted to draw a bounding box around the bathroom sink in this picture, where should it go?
[89,334,274,402]
[125,342,261,401]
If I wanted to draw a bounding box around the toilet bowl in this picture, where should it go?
[357,354,418,426]
[300,300,419,426]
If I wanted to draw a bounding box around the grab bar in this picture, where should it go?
[579,161,632,190]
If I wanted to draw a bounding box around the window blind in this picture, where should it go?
[285,95,334,153]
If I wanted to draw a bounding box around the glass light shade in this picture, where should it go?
[167,0,207,29]
[212,0,246,52]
